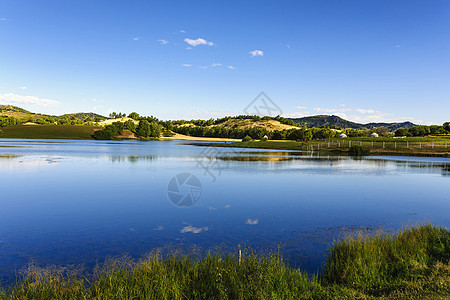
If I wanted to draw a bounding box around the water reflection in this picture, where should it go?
[0,139,449,286]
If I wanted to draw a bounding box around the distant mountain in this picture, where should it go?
[290,115,416,132]
[60,112,106,119]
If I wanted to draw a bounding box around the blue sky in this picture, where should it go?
[0,0,449,124]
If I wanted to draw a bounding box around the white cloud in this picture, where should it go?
[312,107,351,113]
[180,225,208,234]
[355,108,375,114]
[245,219,259,225]
[211,63,222,67]
[0,18,6,21]
[182,64,192,67]
[0,93,60,107]
[19,86,28,90]
[132,37,140,41]
[157,39,169,45]
[227,65,235,70]
[180,29,186,33]
[295,106,306,109]
[154,225,165,231]
[184,38,214,47]
[249,50,264,57]
[185,47,192,50]
[198,66,208,70]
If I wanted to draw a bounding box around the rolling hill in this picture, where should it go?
[290,115,416,132]
[0,105,106,120]
[0,105,48,119]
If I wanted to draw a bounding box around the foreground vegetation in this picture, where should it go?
[1,225,448,299]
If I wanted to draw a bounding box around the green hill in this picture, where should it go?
[290,115,416,132]
[60,112,106,120]
[0,105,48,119]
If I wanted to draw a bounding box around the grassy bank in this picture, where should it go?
[1,225,449,299]
[194,138,450,158]
[0,125,100,140]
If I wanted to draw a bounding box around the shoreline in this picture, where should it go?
[186,140,450,158]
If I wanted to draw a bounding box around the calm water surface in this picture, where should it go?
[0,139,449,283]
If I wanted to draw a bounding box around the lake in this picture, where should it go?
[0,139,449,284]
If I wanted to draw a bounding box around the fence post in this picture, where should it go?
[407,141,409,148]
[446,142,447,149]
[360,141,362,146]
[372,141,374,147]
[395,141,397,149]
[432,142,434,149]
[383,141,385,148]
[349,141,351,147]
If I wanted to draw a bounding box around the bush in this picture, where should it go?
[348,145,370,156]
[242,135,252,142]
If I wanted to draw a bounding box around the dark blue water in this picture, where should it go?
[0,139,449,283]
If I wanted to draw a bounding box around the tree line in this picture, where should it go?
[395,123,450,137]
[92,120,163,140]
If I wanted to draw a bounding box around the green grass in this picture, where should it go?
[0,125,100,139]
[196,138,450,158]
[1,225,449,299]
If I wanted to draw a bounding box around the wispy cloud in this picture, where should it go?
[355,108,375,114]
[312,107,351,113]
[132,37,140,41]
[227,65,235,70]
[180,225,208,234]
[184,38,214,47]
[154,225,165,231]
[211,63,222,67]
[0,93,60,107]
[19,86,28,90]
[179,29,186,33]
[295,106,306,109]
[181,64,192,67]
[157,39,169,45]
[249,50,264,57]
[198,66,208,70]
[0,18,6,21]
[245,219,259,225]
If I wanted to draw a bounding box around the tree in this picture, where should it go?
[136,120,151,137]
[444,122,450,133]
[124,120,136,131]
[128,112,140,120]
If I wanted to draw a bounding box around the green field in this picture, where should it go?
[0,125,100,140]
[2,225,449,299]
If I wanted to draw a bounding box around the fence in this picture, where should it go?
[304,139,449,152]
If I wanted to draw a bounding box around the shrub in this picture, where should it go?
[242,135,252,142]
[348,145,370,156]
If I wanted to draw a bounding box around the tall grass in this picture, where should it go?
[323,224,450,297]
[1,224,449,299]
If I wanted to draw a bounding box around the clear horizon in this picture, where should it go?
[1,0,449,125]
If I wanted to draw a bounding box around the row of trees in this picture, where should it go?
[171,115,298,127]
[92,120,162,140]
[0,116,103,127]
[172,124,368,141]
[395,123,450,137]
